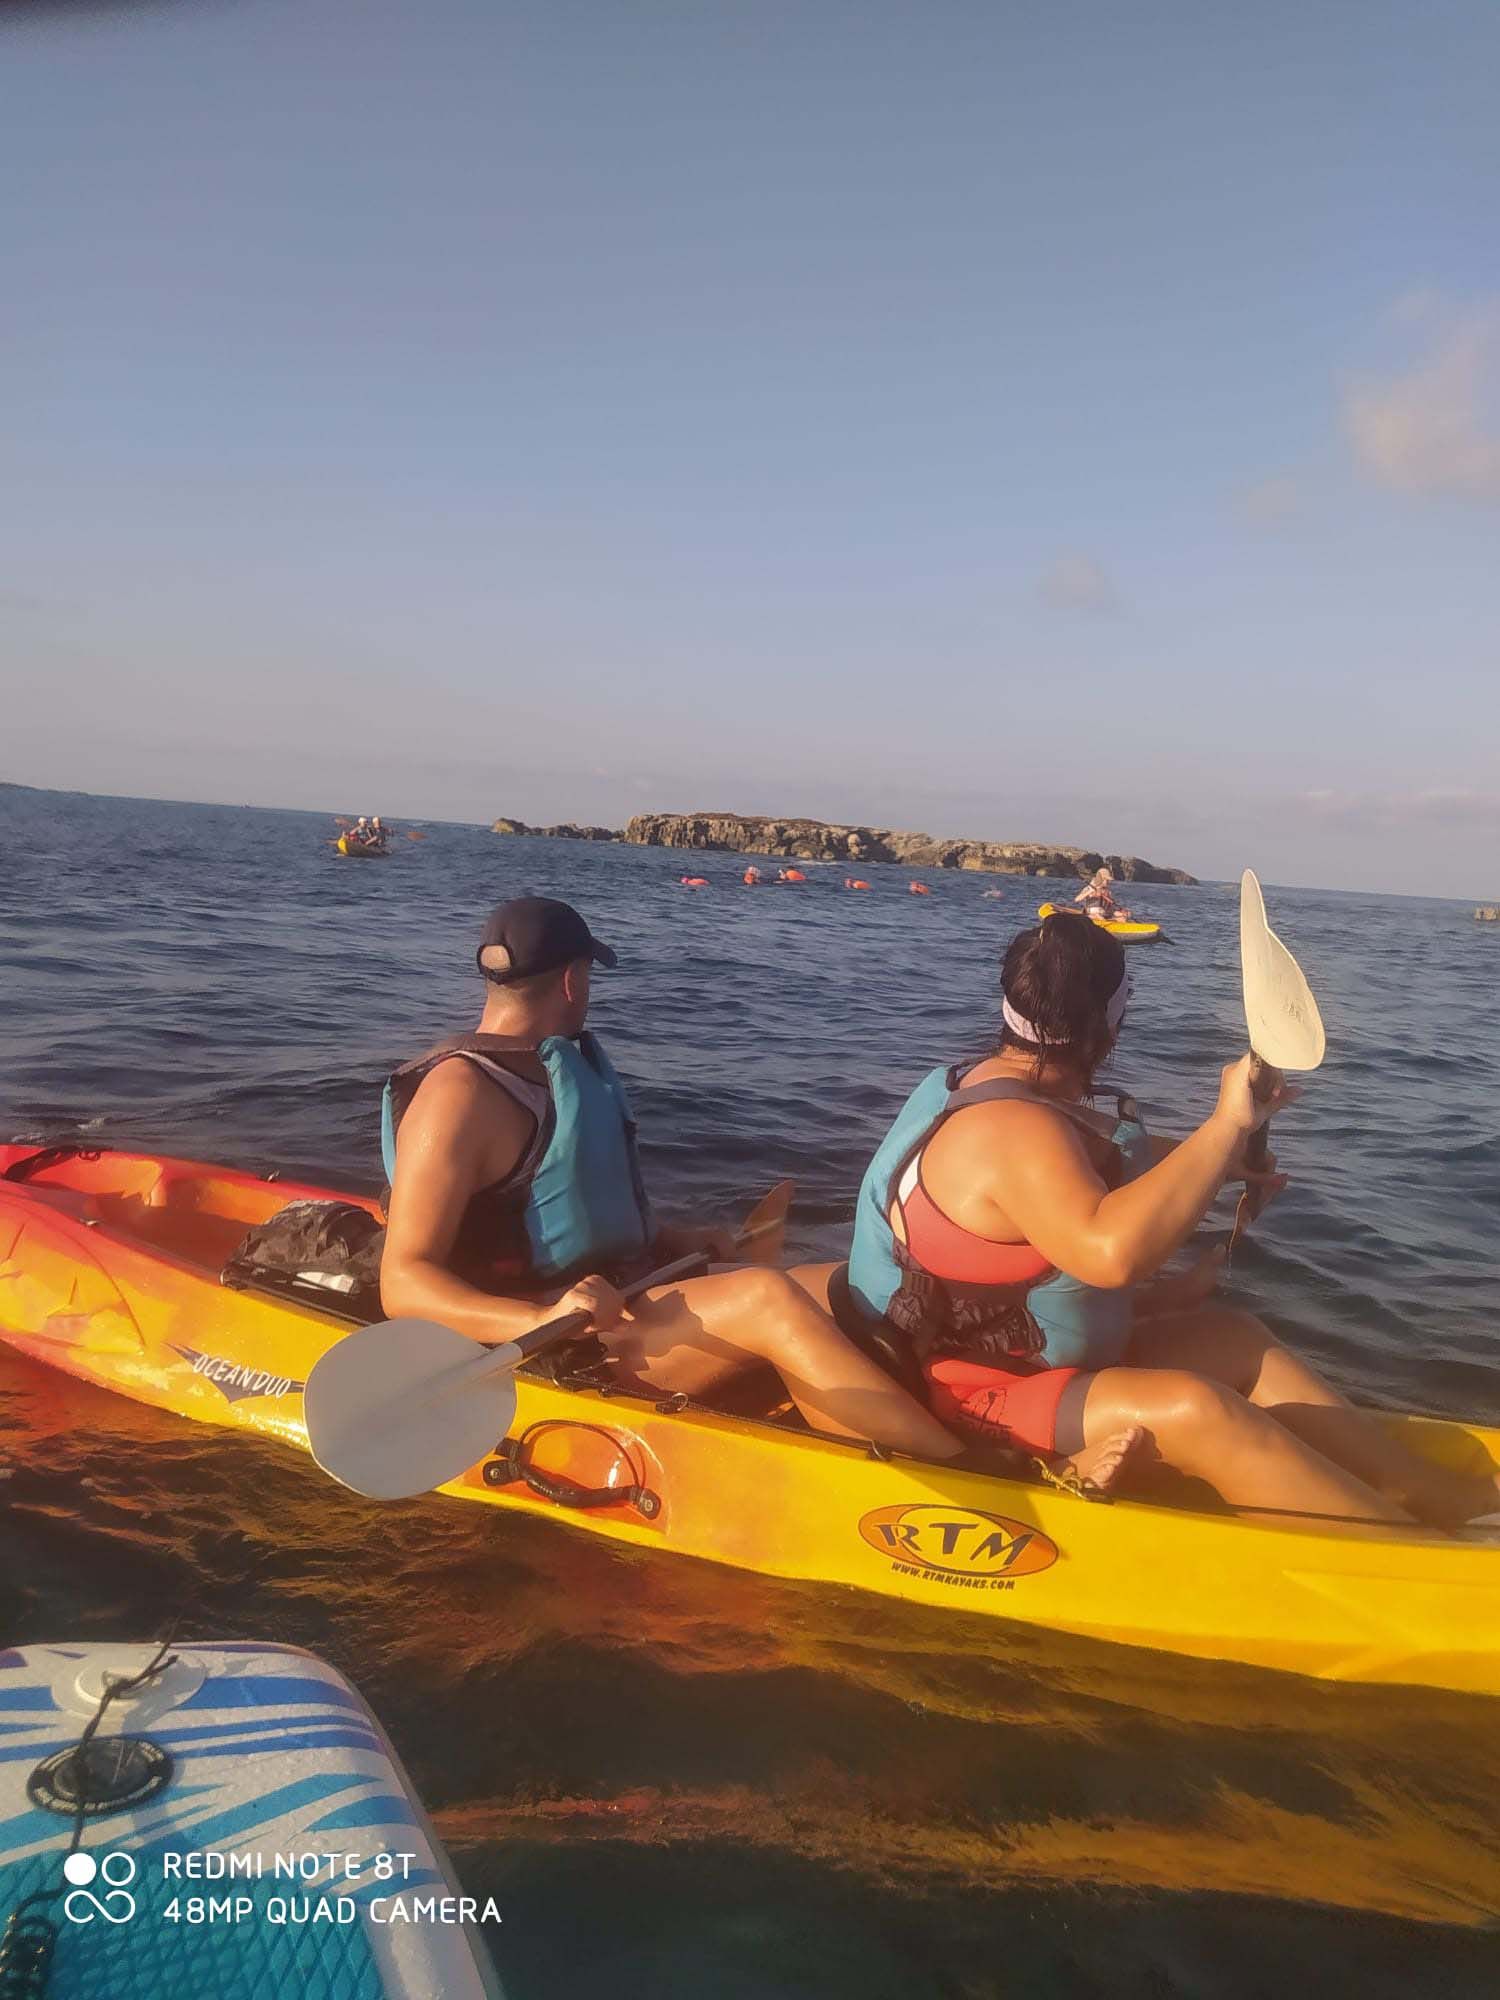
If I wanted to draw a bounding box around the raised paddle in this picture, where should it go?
[305,1180,795,1501]
[1232,870,1326,1253]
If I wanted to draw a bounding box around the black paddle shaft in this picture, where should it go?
[502,1252,710,1363]
[1240,1054,1282,1228]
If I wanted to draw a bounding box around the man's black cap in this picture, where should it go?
[476,897,618,983]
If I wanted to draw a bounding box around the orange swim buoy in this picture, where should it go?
[779,868,807,883]
[680,876,710,888]
[845,878,871,890]
[909,881,932,895]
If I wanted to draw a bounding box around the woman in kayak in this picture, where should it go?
[835,913,1499,1526]
[1075,867,1132,922]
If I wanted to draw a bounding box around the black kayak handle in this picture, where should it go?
[483,1426,661,1519]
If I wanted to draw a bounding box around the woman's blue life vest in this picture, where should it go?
[380,1031,654,1289]
[847,1067,1151,1372]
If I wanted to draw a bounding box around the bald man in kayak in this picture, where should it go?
[379,897,961,1459]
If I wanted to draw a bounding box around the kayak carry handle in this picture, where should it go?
[481,1424,661,1518]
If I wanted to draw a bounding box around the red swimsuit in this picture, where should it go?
[892,1150,1082,1455]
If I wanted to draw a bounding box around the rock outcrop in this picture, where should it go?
[491,810,1195,882]
[490,817,617,841]
[619,813,1195,883]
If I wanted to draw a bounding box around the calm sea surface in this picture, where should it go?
[3,784,1498,1995]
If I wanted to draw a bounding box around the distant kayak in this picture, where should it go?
[1038,900,1160,939]
[337,835,389,859]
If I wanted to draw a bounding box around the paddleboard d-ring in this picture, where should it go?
[27,1735,174,1819]
[26,1641,192,1821]
[482,1421,661,1518]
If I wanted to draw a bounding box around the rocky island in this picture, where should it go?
[491,811,1195,883]
[490,817,618,842]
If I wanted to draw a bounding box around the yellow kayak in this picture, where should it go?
[336,834,389,858]
[1038,900,1161,939]
[1,1143,1496,1698]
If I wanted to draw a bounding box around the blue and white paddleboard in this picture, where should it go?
[0,1642,504,2000]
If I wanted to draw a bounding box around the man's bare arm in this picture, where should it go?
[380,1064,565,1341]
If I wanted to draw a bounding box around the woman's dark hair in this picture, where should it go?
[999,913,1127,1084]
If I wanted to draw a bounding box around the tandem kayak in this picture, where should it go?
[0,1639,503,1999]
[1,1144,1496,1698]
[336,835,389,858]
[1037,900,1161,939]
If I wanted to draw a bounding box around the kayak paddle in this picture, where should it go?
[1233,870,1325,1251]
[305,1181,794,1501]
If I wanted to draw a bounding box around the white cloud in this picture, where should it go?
[1298,787,1500,829]
[1039,552,1119,614]
[1387,288,1446,329]
[1237,475,1299,526]
[1344,303,1500,503]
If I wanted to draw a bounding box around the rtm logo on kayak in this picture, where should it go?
[169,1344,304,1404]
[858,1505,1057,1587]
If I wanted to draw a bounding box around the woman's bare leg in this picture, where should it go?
[787,1261,838,1312]
[1129,1303,1498,1525]
[601,1264,963,1460]
[790,1266,1144,1493]
[1079,1366,1415,1523]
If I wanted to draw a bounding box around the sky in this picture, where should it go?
[2,0,1497,895]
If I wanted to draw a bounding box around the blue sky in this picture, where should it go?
[2,0,1497,894]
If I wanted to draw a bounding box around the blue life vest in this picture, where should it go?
[381,1031,654,1286]
[847,1067,1150,1371]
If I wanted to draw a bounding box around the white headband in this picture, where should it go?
[1002,967,1130,1047]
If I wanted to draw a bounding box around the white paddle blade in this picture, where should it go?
[1240,871,1326,1072]
[304,1317,519,1500]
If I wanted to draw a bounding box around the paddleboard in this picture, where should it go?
[0,1641,503,1999]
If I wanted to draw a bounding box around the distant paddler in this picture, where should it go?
[1075,867,1133,923]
